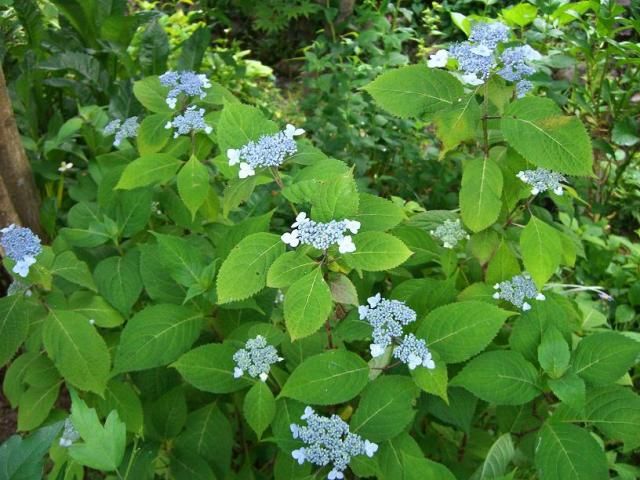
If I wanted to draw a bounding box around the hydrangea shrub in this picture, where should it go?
[1,18,639,480]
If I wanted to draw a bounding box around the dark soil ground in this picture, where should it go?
[0,368,17,443]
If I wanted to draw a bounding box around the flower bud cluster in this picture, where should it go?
[393,333,436,370]
[104,116,139,147]
[227,124,304,179]
[0,224,42,277]
[165,106,213,138]
[291,407,378,480]
[493,272,545,311]
[498,46,542,97]
[159,70,211,109]
[430,219,469,248]
[232,335,282,382]
[516,168,566,196]
[281,212,360,254]
[59,418,80,447]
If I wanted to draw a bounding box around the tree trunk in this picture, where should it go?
[0,66,42,237]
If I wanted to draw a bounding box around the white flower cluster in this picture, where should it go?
[232,335,282,382]
[159,70,211,109]
[164,106,213,138]
[430,219,469,248]
[227,124,304,179]
[291,407,378,480]
[103,116,139,147]
[59,418,80,447]
[516,168,566,196]
[281,212,360,254]
[0,224,42,277]
[358,294,435,370]
[493,272,545,311]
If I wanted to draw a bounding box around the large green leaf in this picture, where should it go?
[217,233,285,303]
[417,301,516,363]
[477,434,515,479]
[572,331,640,385]
[216,103,278,153]
[284,268,333,341]
[344,232,412,271]
[133,76,171,113]
[0,421,63,480]
[583,385,640,451]
[354,193,406,231]
[42,310,111,395]
[535,422,608,480]
[243,381,276,439]
[152,232,206,287]
[433,93,481,157]
[452,350,540,405]
[172,343,252,394]
[411,351,448,403]
[537,327,570,379]
[0,295,30,367]
[460,158,503,232]
[267,251,317,288]
[501,97,593,176]
[51,251,97,292]
[364,65,463,118]
[17,382,61,431]
[177,156,210,219]
[116,153,182,190]
[93,252,143,315]
[280,350,368,405]
[402,453,457,480]
[114,304,204,373]
[520,216,562,287]
[137,113,172,155]
[351,376,418,442]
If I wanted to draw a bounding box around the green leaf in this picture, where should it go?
[172,343,252,394]
[548,372,585,411]
[364,65,463,118]
[133,76,171,113]
[137,113,172,155]
[583,385,640,451]
[42,310,111,395]
[351,376,418,442]
[217,233,285,303]
[116,153,182,190]
[17,382,61,431]
[68,292,124,328]
[501,98,593,176]
[452,350,540,405]
[417,301,516,363]
[572,332,640,385]
[170,451,215,480]
[152,232,206,287]
[486,239,521,285]
[433,93,481,157]
[280,349,369,405]
[478,434,515,479]
[0,295,30,367]
[354,193,406,231]
[51,250,97,292]
[93,251,143,315]
[309,171,360,222]
[222,177,256,217]
[114,304,204,373]
[520,216,562,287]
[460,158,503,232]
[535,422,608,480]
[216,103,278,153]
[97,380,144,434]
[502,4,538,26]
[329,274,359,306]
[402,453,457,480]
[0,421,63,480]
[284,268,333,341]
[267,251,317,289]
[344,232,412,271]
[147,386,187,439]
[244,381,276,439]
[177,156,210,219]
[538,327,570,379]
[68,390,126,471]
[411,351,448,403]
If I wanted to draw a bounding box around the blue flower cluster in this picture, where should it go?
[232,335,282,382]
[103,117,139,147]
[493,272,545,311]
[516,168,566,196]
[0,224,42,277]
[281,212,360,254]
[227,124,304,178]
[165,106,213,138]
[291,407,378,480]
[393,333,436,370]
[358,293,417,358]
[498,45,542,97]
[59,418,80,447]
[430,218,469,249]
[159,71,211,109]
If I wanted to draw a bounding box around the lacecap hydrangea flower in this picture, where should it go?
[291,407,378,480]
[232,335,282,382]
[430,218,469,249]
[281,212,360,254]
[498,45,542,97]
[0,224,42,277]
[227,124,305,179]
[165,106,212,138]
[103,116,139,147]
[159,70,211,109]
[393,333,436,370]
[358,293,417,357]
[516,168,566,196]
[493,272,545,311]
[59,418,80,447]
